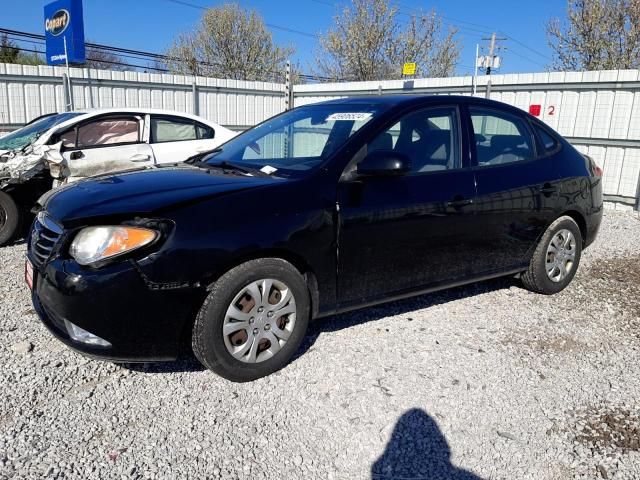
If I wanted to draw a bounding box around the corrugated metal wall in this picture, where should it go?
[0,63,285,132]
[1,63,639,209]
[294,70,640,210]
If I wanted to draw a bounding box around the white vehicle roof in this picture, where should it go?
[45,108,228,134]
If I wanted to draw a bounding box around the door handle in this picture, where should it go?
[446,197,474,208]
[69,151,84,160]
[130,154,151,163]
[538,183,558,195]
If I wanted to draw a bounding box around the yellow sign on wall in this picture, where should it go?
[402,62,417,75]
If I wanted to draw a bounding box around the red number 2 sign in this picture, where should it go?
[548,105,555,116]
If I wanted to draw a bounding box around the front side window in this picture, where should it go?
[204,104,383,175]
[470,108,534,166]
[0,112,81,151]
[151,117,197,143]
[76,118,140,148]
[366,106,460,173]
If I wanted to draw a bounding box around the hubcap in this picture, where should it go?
[223,278,297,364]
[545,229,577,283]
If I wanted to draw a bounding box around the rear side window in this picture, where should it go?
[75,118,140,148]
[534,124,559,153]
[151,116,197,143]
[470,108,535,166]
[196,123,215,140]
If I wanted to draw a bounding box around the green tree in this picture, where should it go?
[0,34,20,64]
[0,34,45,66]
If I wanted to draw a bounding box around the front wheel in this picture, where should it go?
[192,258,310,382]
[0,190,21,247]
[521,215,583,294]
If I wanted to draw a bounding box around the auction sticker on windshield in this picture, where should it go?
[326,113,373,121]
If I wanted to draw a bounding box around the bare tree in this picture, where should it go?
[316,0,460,81]
[165,3,294,82]
[85,44,128,71]
[547,0,640,70]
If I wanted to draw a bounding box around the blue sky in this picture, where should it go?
[4,0,567,76]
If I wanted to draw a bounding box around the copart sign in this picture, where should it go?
[44,0,85,65]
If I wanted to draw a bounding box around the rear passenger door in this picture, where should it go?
[149,115,217,164]
[468,106,561,273]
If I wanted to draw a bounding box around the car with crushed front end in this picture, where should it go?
[0,108,235,246]
[27,95,603,382]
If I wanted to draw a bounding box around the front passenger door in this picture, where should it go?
[60,115,154,180]
[336,106,478,308]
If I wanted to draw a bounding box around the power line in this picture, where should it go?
[504,48,547,69]
[161,0,317,38]
[381,1,553,62]
[10,46,171,72]
[499,32,551,62]
[1,28,346,82]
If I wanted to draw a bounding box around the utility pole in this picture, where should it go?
[285,60,292,111]
[473,43,479,96]
[480,32,506,99]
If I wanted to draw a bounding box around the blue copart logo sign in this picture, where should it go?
[45,9,70,36]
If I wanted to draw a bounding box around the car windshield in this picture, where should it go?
[0,112,82,151]
[204,104,385,176]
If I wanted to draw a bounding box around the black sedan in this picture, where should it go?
[27,95,603,382]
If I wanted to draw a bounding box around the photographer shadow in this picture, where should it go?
[372,408,482,480]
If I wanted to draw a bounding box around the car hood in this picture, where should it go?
[41,166,281,224]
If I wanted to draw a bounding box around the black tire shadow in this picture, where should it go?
[121,353,205,374]
[294,275,517,361]
[372,408,483,479]
[1,238,26,248]
[122,276,518,375]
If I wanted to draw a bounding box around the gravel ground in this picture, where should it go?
[1,210,640,480]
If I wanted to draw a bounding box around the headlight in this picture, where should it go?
[70,226,158,266]
[48,163,63,179]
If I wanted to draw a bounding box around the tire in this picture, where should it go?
[192,258,310,382]
[521,215,583,294]
[0,191,21,247]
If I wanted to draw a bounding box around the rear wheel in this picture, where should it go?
[192,258,310,382]
[521,216,582,294]
[0,191,21,247]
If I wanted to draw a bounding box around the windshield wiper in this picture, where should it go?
[184,147,223,165]
[206,160,271,177]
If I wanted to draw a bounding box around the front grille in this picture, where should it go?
[30,212,63,267]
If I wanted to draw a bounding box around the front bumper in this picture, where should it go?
[30,255,205,362]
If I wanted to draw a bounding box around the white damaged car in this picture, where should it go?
[0,108,235,245]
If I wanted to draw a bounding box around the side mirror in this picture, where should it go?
[357,150,410,177]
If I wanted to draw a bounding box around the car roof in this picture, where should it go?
[316,94,525,114]
[72,108,223,124]
[38,108,230,138]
